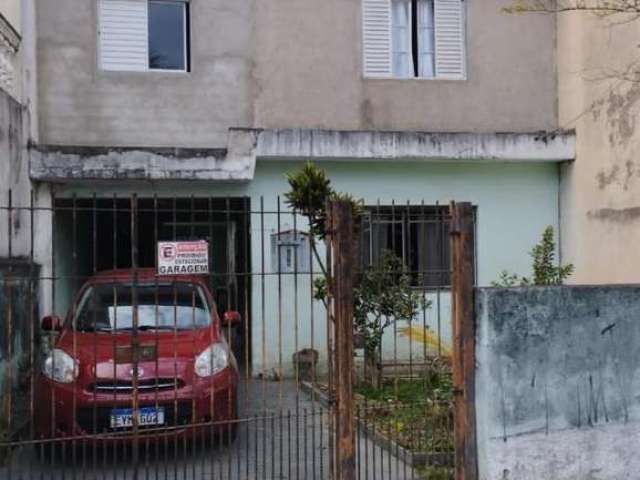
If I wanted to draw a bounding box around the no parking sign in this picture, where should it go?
[157,241,209,275]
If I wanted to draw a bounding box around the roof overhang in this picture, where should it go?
[30,129,575,183]
[254,129,575,163]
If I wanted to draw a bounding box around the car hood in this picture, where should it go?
[53,327,221,382]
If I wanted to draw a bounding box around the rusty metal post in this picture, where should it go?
[450,202,478,480]
[329,200,356,480]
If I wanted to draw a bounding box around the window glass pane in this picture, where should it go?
[360,206,469,288]
[392,0,414,77]
[417,0,435,77]
[148,1,186,71]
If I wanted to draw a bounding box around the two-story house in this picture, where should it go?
[9,0,575,375]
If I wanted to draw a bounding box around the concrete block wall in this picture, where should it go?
[476,286,640,480]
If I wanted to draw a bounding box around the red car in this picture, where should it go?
[35,269,240,444]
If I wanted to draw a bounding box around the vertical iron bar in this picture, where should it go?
[130,194,140,480]
[276,196,283,480]
[71,194,78,475]
[259,196,266,479]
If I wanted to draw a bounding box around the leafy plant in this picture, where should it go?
[490,270,522,288]
[285,163,428,388]
[285,162,333,239]
[530,226,574,285]
[355,251,428,387]
[491,226,574,286]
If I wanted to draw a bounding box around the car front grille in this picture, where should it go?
[88,378,185,393]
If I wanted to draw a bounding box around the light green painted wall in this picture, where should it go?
[54,160,559,375]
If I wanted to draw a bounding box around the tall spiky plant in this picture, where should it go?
[491,226,574,286]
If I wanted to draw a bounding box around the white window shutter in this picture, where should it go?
[362,0,392,78]
[434,0,466,80]
[98,0,149,72]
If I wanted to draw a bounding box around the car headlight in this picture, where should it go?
[43,349,78,384]
[194,343,229,378]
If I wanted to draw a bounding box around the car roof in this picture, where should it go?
[88,268,209,286]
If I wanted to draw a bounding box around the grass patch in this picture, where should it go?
[355,359,454,472]
[415,465,454,480]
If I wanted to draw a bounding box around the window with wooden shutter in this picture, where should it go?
[362,0,465,80]
[362,0,393,78]
[434,0,466,79]
[98,0,189,72]
[98,0,149,72]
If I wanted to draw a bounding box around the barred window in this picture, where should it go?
[360,206,473,288]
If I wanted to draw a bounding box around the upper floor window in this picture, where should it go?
[98,0,189,72]
[362,0,465,80]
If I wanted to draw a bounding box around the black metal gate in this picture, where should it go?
[0,191,464,479]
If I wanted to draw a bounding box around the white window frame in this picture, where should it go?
[362,0,466,80]
[147,0,189,73]
[98,0,190,73]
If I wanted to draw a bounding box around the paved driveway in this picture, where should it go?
[1,380,415,479]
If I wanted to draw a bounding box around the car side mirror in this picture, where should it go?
[41,315,62,331]
[222,311,241,328]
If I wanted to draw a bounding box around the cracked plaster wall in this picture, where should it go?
[558,13,640,283]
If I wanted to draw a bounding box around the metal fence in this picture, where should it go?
[0,190,466,480]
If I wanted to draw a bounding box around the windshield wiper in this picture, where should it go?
[113,325,187,331]
[78,327,114,333]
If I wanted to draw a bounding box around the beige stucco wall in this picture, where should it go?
[37,0,558,148]
[558,12,640,283]
[37,0,255,147]
[253,0,557,133]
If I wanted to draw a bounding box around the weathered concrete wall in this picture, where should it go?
[37,0,255,147]
[558,13,640,283]
[476,286,640,480]
[253,0,557,133]
[0,0,22,101]
[0,259,39,424]
[37,0,557,148]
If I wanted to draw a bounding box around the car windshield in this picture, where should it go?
[73,283,212,332]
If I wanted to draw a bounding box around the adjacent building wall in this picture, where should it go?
[0,0,22,101]
[476,286,640,480]
[37,0,558,148]
[558,12,640,283]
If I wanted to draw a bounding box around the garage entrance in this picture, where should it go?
[0,191,471,480]
[52,196,252,366]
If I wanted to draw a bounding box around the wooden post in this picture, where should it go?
[450,202,478,480]
[330,200,356,480]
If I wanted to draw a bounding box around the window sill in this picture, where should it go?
[363,75,467,82]
[97,69,191,79]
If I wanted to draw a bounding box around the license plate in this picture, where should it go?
[110,407,165,429]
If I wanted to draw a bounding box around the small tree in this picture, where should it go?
[285,163,427,388]
[529,226,574,285]
[492,226,574,286]
[355,251,427,388]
